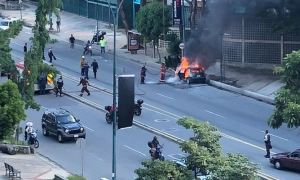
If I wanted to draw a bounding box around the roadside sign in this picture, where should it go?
[179,43,184,49]
[172,0,182,26]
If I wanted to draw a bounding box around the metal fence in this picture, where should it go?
[223,17,300,65]
[62,0,115,25]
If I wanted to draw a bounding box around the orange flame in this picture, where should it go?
[175,57,205,80]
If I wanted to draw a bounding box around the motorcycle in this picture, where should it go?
[148,142,165,161]
[134,99,143,116]
[105,105,117,124]
[83,45,92,56]
[28,130,39,148]
[91,30,106,44]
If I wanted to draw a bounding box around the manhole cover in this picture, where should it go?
[154,119,170,122]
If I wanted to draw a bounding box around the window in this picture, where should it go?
[290,152,300,158]
[56,115,76,124]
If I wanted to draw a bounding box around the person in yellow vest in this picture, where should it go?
[80,56,86,76]
[98,37,107,53]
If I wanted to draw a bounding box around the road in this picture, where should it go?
[10,26,300,179]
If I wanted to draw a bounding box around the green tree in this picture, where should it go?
[177,117,257,179]
[136,0,171,60]
[269,50,300,128]
[0,21,23,79]
[211,154,258,180]
[0,80,26,141]
[177,118,221,176]
[135,160,192,180]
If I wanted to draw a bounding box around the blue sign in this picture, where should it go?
[134,0,141,4]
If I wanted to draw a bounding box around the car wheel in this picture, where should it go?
[57,133,64,143]
[42,127,49,136]
[275,161,282,170]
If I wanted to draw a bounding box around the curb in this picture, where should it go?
[208,80,275,105]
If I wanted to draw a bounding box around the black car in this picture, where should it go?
[41,108,86,143]
[269,149,300,171]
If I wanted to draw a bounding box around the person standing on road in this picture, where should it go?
[264,130,272,158]
[48,47,56,63]
[80,56,86,76]
[56,75,64,97]
[91,59,99,79]
[24,43,27,53]
[77,76,90,97]
[56,17,61,32]
[69,34,75,48]
[160,63,166,82]
[99,37,107,53]
[83,62,90,80]
[140,65,147,84]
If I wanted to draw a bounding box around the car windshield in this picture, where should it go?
[56,115,76,124]
[0,21,9,26]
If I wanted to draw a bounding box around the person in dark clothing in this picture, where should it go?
[38,73,47,95]
[56,76,64,97]
[69,34,75,48]
[264,130,272,158]
[56,18,61,32]
[151,136,160,148]
[24,43,27,53]
[77,77,90,97]
[91,59,99,78]
[48,47,56,63]
[83,62,90,80]
[140,65,147,84]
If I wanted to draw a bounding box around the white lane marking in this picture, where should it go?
[123,145,146,157]
[204,110,225,119]
[100,178,109,180]
[87,152,103,161]
[156,93,175,100]
[83,125,95,132]
[260,131,288,141]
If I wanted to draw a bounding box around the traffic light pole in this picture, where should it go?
[105,0,125,179]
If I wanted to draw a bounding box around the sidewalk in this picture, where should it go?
[0,0,283,101]
[0,152,70,179]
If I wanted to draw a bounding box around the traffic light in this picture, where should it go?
[117,75,135,129]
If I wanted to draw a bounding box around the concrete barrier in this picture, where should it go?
[209,80,274,105]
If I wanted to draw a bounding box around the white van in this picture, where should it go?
[0,17,19,30]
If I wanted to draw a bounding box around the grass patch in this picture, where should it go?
[67,175,86,180]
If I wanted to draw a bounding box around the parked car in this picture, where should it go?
[0,17,19,30]
[41,108,86,143]
[270,149,300,171]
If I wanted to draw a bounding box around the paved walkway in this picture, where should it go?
[0,152,70,179]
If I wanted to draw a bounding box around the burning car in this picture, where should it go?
[175,57,206,84]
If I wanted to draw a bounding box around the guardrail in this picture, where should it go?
[61,74,278,180]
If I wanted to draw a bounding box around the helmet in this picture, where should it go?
[81,56,85,59]
[26,122,33,127]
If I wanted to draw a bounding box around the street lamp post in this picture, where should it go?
[105,0,125,179]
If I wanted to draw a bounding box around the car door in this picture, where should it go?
[48,115,57,134]
[285,152,300,170]
[290,152,300,171]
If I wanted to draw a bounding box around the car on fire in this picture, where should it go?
[41,108,86,143]
[269,149,300,171]
[175,57,206,84]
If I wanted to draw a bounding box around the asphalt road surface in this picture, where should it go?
[9,26,300,180]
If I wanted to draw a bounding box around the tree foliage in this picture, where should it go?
[0,21,23,77]
[177,117,258,179]
[0,81,26,141]
[136,0,171,44]
[135,160,193,180]
[269,50,300,128]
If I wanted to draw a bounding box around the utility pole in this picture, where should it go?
[181,0,186,55]
[105,1,125,179]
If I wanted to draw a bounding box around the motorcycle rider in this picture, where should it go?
[83,40,92,55]
[25,122,35,145]
[148,136,161,159]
